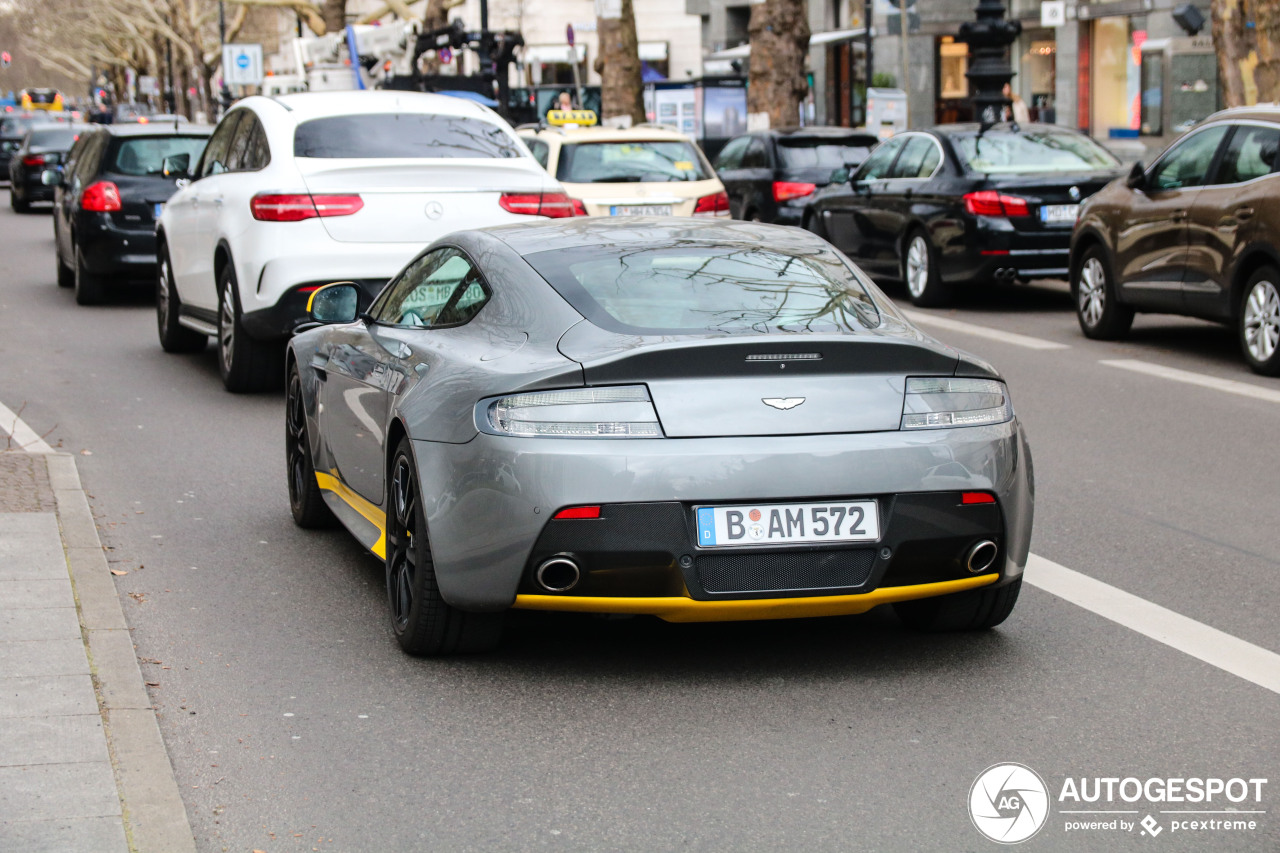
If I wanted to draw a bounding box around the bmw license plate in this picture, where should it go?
[695,500,880,548]
[1040,204,1078,225]
[154,203,164,219]
[610,205,672,216]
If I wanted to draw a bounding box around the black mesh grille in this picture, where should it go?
[695,549,878,594]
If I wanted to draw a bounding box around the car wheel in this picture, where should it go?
[385,437,503,656]
[1240,266,1280,376]
[285,364,335,528]
[156,248,205,353]
[894,578,1022,632]
[1072,246,1133,340]
[806,210,829,240]
[55,244,74,288]
[217,263,281,393]
[903,230,949,307]
[73,244,105,305]
[11,185,29,213]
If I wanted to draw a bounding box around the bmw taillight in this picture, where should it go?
[250,193,363,222]
[772,181,817,202]
[22,153,52,167]
[499,191,578,218]
[81,181,122,212]
[963,190,1030,217]
[693,191,730,216]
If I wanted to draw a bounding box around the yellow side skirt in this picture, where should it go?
[315,471,387,559]
[513,574,999,623]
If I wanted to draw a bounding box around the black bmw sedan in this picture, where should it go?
[50,122,210,304]
[804,123,1123,306]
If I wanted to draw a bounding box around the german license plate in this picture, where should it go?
[610,205,672,216]
[1040,204,1078,225]
[154,203,164,219]
[695,500,880,548]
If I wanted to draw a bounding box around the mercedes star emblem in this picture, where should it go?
[424,201,444,220]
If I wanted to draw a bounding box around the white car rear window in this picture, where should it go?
[294,114,523,159]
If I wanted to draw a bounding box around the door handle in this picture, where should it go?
[1170,210,1188,222]
[1235,207,1255,220]
[212,196,224,208]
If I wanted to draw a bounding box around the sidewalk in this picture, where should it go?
[0,450,196,852]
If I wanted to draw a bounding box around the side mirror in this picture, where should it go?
[162,152,191,178]
[40,168,62,187]
[829,167,849,184]
[1126,161,1146,190]
[307,282,361,326]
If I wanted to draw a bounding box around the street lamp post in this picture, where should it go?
[218,0,232,115]
[958,0,1020,128]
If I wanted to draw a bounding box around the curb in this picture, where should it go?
[47,453,197,853]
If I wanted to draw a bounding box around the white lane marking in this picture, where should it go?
[1025,554,1280,696]
[1100,359,1280,404]
[902,310,1070,350]
[0,400,53,453]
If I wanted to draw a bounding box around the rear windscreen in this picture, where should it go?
[556,140,712,183]
[523,244,880,335]
[27,128,76,148]
[953,130,1119,174]
[293,114,523,159]
[777,139,875,169]
[108,137,208,176]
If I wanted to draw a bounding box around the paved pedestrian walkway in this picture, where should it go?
[0,451,195,852]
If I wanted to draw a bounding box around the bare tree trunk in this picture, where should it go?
[321,0,346,33]
[1212,0,1255,106]
[1255,0,1280,101]
[594,0,645,127]
[746,0,810,129]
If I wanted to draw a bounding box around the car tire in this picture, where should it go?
[55,246,74,288]
[385,437,504,656]
[11,186,29,213]
[894,577,1022,632]
[217,263,281,393]
[1239,265,1280,376]
[1072,246,1133,340]
[285,364,335,529]
[806,210,829,240]
[73,245,106,305]
[902,229,950,307]
[156,248,206,353]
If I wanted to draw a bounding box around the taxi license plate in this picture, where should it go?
[611,205,672,216]
[696,500,880,548]
[1040,204,1078,225]
[154,203,164,219]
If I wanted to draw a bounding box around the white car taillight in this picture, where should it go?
[900,378,1013,430]
[483,386,663,438]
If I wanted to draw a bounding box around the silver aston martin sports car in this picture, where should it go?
[286,218,1034,655]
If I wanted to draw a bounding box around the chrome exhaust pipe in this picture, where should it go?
[535,555,581,592]
[966,540,999,574]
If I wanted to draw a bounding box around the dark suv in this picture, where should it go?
[714,127,877,225]
[50,122,211,304]
[1071,106,1280,374]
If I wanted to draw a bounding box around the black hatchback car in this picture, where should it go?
[804,123,1123,306]
[49,122,211,304]
[8,123,88,212]
[714,127,878,225]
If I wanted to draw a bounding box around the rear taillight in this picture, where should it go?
[963,190,1030,217]
[772,181,816,202]
[499,191,579,219]
[21,153,51,167]
[81,181,122,212]
[693,191,730,216]
[250,193,363,222]
[571,198,588,216]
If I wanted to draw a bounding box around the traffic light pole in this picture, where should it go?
[218,0,232,115]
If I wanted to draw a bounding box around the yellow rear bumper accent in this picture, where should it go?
[513,574,998,622]
[315,471,387,558]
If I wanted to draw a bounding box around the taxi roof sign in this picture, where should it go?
[547,109,597,127]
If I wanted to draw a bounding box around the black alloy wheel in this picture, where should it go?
[217,263,281,393]
[384,437,503,656]
[55,240,73,288]
[1072,245,1134,339]
[156,248,205,353]
[285,365,334,528]
[73,244,105,305]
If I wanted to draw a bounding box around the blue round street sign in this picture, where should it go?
[236,53,250,69]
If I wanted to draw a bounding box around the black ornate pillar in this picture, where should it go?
[958,0,1021,127]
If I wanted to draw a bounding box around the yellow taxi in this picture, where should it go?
[20,89,64,112]
[518,110,728,218]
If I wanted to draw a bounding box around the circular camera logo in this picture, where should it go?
[969,763,1050,844]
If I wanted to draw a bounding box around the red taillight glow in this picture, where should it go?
[499,191,579,219]
[773,181,817,202]
[694,191,730,215]
[250,193,363,222]
[571,198,588,216]
[81,181,122,212]
[961,492,997,505]
[963,190,1030,218]
[21,154,50,167]
[554,505,601,520]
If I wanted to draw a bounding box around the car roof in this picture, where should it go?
[99,122,213,137]
[1200,104,1280,124]
[767,126,879,140]
[525,125,697,144]
[927,122,1084,136]
[482,216,830,257]
[262,90,499,122]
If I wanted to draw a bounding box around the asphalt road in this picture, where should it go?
[1,193,1277,852]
